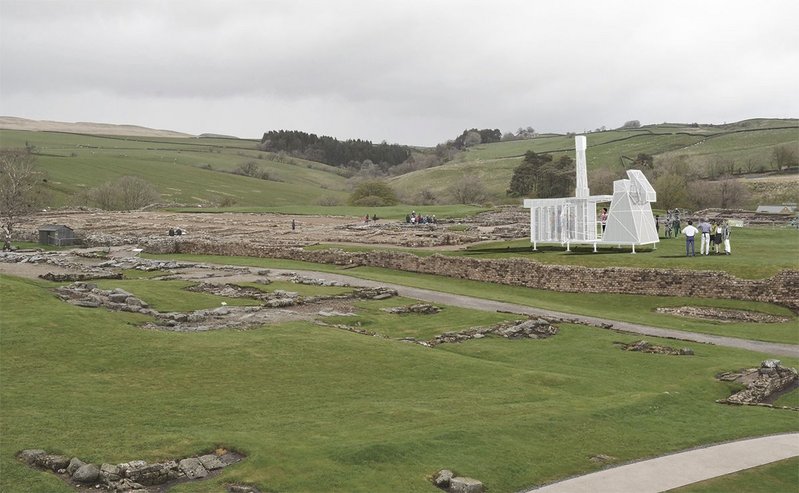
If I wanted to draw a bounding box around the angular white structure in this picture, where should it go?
[602,169,659,249]
[523,136,658,252]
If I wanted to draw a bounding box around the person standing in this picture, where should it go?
[600,207,608,234]
[682,220,699,256]
[672,210,681,238]
[698,218,712,255]
[713,221,723,254]
[664,211,673,238]
[655,214,660,237]
[722,220,732,255]
[291,219,296,231]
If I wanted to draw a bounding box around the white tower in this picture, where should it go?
[574,135,589,199]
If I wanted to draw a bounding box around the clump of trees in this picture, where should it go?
[652,156,750,210]
[348,180,398,207]
[0,149,48,250]
[232,161,280,181]
[452,128,502,149]
[507,151,575,198]
[82,176,160,210]
[621,120,642,129]
[260,130,410,170]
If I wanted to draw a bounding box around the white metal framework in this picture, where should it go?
[523,136,659,252]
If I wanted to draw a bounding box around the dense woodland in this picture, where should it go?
[260,130,410,169]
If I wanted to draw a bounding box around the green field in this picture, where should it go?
[0,130,349,207]
[1,273,797,492]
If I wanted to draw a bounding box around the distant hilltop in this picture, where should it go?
[0,116,195,138]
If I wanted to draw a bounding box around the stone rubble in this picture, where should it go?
[16,448,243,492]
[382,303,442,314]
[616,340,695,356]
[433,469,485,493]
[397,318,559,347]
[655,306,790,324]
[717,360,799,408]
[52,280,398,332]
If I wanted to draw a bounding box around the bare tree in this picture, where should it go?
[448,174,487,204]
[716,176,750,209]
[84,176,160,210]
[0,150,45,250]
[772,145,798,170]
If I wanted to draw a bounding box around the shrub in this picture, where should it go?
[348,180,398,206]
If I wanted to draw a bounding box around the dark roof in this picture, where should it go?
[38,224,73,231]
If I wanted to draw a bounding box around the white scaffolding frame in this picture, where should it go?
[523,136,659,253]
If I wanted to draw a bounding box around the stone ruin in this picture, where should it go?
[16,448,245,492]
[381,303,442,315]
[399,318,559,348]
[433,469,484,493]
[716,359,799,408]
[616,340,695,356]
[53,281,399,332]
[655,306,791,324]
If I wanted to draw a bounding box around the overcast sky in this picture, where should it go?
[1,0,797,146]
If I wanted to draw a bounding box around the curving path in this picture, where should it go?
[522,433,799,493]
[278,269,799,358]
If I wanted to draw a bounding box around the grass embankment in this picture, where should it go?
[1,274,797,492]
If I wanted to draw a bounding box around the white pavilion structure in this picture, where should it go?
[523,136,659,253]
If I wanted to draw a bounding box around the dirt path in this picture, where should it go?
[522,433,799,493]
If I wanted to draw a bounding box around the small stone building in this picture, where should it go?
[38,224,78,246]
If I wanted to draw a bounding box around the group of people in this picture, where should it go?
[680,218,732,257]
[660,209,682,238]
[405,211,436,225]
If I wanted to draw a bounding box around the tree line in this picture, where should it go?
[260,130,410,169]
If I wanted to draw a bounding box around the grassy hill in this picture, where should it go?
[390,118,798,205]
[1,118,796,210]
[0,130,350,208]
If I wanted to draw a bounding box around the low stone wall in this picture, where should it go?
[141,238,799,311]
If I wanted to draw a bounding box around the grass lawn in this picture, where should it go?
[302,224,798,279]
[141,253,799,345]
[455,226,799,280]
[667,457,799,493]
[1,273,797,493]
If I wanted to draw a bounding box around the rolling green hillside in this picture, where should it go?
[1,118,796,209]
[0,130,350,207]
[390,119,798,204]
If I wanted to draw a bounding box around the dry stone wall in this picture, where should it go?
[141,238,799,311]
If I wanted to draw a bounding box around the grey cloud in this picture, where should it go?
[1,0,797,145]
